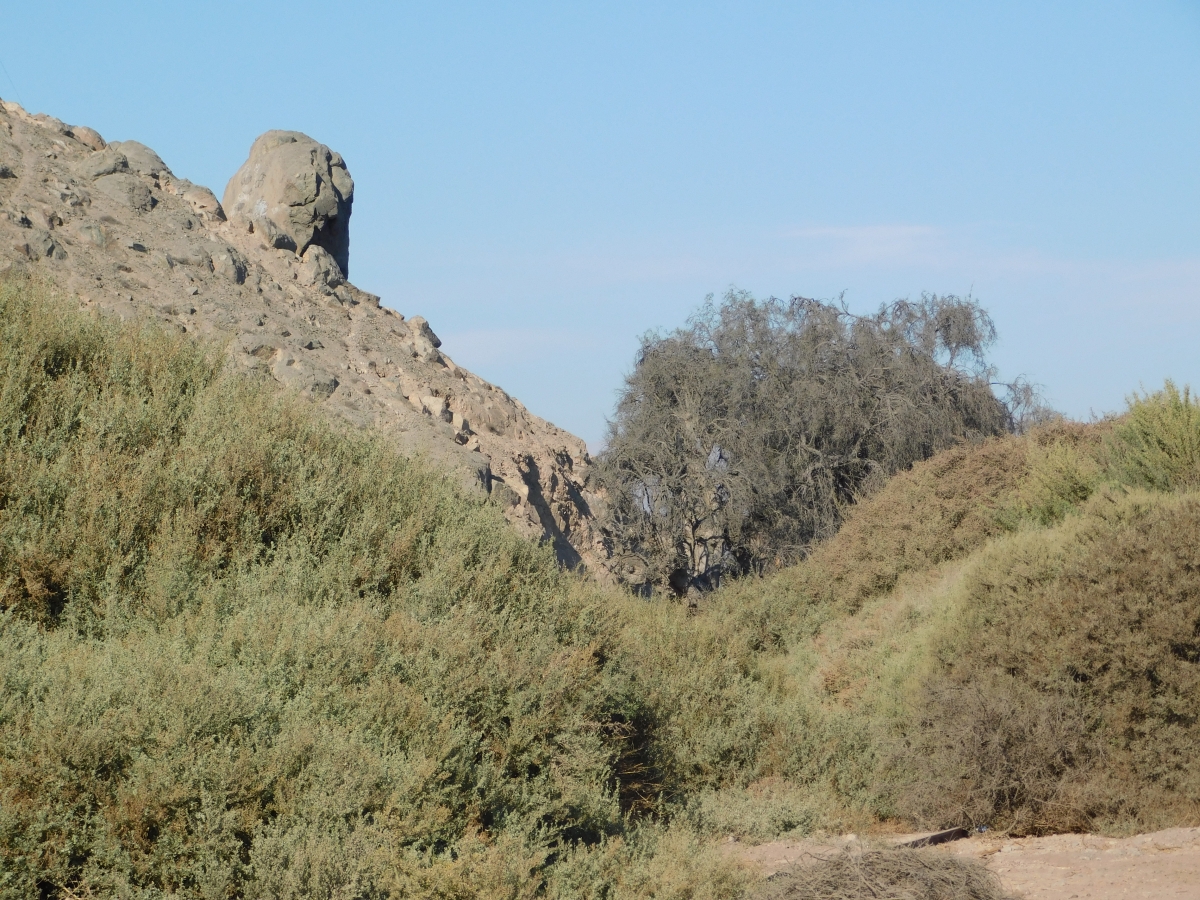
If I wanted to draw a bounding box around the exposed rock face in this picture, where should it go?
[222,131,354,278]
[0,99,610,575]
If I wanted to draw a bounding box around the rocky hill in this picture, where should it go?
[0,99,607,572]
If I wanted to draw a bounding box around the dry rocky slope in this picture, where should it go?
[0,100,608,572]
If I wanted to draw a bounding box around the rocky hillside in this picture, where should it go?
[0,99,607,571]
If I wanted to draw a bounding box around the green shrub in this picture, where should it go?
[1109,381,1200,491]
[5,270,1200,899]
[993,423,1107,528]
[0,274,732,898]
[888,488,1200,834]
[766,434,1031,614]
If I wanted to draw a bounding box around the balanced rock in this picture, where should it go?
[0,101,611,578]
[222,131,354,278]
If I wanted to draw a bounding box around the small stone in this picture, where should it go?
[78,223,108,247]
[310,376,339,398]
[165,244,211,270]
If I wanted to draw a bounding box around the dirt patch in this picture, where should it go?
[730,828,1200,899]
[946,828,1200,900]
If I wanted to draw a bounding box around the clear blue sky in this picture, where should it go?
[4,2,1197,447]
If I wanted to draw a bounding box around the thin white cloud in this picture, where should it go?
[780,223,950,267]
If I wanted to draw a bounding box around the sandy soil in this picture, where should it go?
[729,827,1200,899]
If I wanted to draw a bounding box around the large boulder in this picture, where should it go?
[108,140,170,177]
[222,131,354,277]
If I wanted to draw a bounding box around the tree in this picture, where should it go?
[597,291,1015,595]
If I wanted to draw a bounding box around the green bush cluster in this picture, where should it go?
[881,395,1200,834]
[3,271,1199,899]
[0,275,746,899]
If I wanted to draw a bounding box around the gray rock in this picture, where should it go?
[310,375,340,398]
[0,164,15,178]
[299,244,345,288]
[77,222,108,247]
[408,316,441,348]
[419,395,453,423]
[86,148,129,179]
[108,141,170,177]
[222,130,353,276]
[28,230,65,260]
[32,114,70,135]
[95,173,154,211]
[333,283,381,308]
[250,214,296,252]
[212,246,247,283]
[70,126,106,151]
[269,354,339,398]
[489,481,522,508]
[165,243,211,269]
[170,179,226,222]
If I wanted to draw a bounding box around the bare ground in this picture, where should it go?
[729,827,1200,899]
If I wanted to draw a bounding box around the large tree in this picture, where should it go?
[597,291,1018,595]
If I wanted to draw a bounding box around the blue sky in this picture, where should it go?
[4,2,1197,446]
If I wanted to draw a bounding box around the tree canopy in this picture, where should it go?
[597,291,1018,595]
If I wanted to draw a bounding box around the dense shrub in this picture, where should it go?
[0,274,747,899]
[4,271,1198,898]
[767,433,1032,614]
[1109,381,1200,491]
[890,488,1200,834]
[606,435,1046,833]
[597,291,1013,595]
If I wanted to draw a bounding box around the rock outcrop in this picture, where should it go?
[0,100,609,574]
[223,131,354,278]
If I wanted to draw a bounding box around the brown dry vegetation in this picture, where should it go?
[3,272,1199,899]
[752,848,1017,900]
